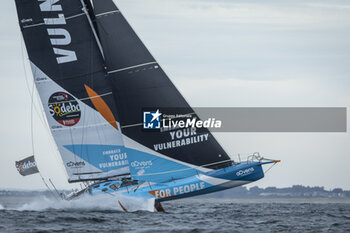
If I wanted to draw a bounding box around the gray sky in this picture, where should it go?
[1,0,349,190]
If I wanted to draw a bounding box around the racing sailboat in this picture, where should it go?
[14,0,279,211]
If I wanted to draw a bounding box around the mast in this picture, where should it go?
[80,0,105,60]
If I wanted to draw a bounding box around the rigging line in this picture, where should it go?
[43,114,68,182]
[68,120,78,174]
[30,67,45,153]
[29,61,46,155]
[49,179,64,200]
[20,39,46,127]
[264,162,277,175]
[79,104,87,175]
[30,78,35,155]
[31,71,60,200]
[20,38,65,197]
[40,175,60,201]
[93,105,107,169]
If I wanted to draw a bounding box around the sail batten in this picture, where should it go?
[95,10,120,18]
[107,62,158,74]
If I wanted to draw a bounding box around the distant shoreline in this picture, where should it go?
[1,185,349,199]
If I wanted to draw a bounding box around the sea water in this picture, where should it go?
[0,196,349,233]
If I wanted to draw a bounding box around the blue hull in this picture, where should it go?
[88,161,272,202]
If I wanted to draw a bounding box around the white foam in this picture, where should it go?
[14,194,155,212]
[0,204,4,210]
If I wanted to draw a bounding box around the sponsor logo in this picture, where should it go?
[163,117,222,130]
[38,0,77,64]
[236,167,255,177]
[143,109,222,131]
[143,110,161,129]
[66,161,85,168]
[149,182,205,198]
[131,160,152,168]
[48,92,81,126]
[16,161,37,172]
[21,18,33,23]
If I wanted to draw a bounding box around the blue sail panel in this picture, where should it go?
[64,144,129,173]
[124,148,203,183]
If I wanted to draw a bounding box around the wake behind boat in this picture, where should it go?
[14,0,279,212]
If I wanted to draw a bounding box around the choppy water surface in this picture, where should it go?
[0,196,349,233]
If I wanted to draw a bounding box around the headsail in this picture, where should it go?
[15,156,39,176]
[92,0,232,183]
[14,0,129,182]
